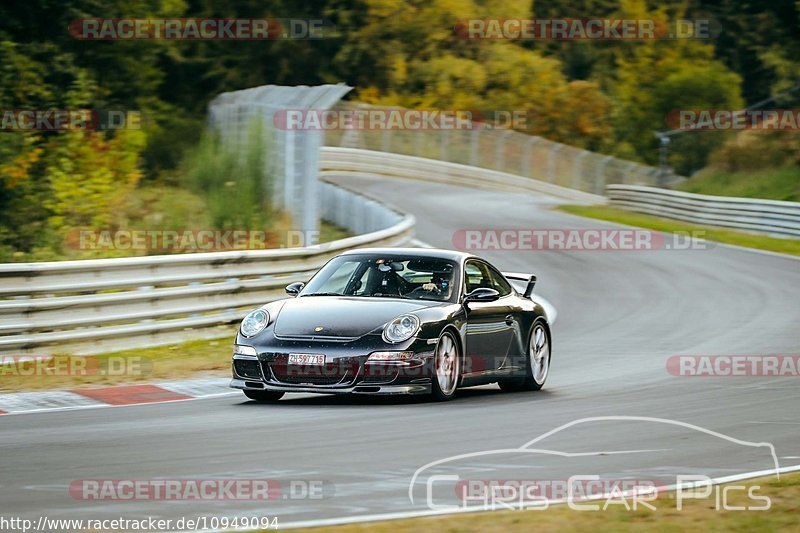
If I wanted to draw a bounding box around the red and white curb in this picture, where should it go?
[0,377,237,415]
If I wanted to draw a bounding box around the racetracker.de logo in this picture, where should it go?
[69,229,274,252]
[667,109,800,131]
[68,229,327,252]
[68,18,330,40]
[667,355,800,377]
[452,229,710,251]
[455,18,716,40]
[0,109,140,131]
[0,355,150,377]
[456,478,665,504]
[273,109,480,130]
[69,479,329,500]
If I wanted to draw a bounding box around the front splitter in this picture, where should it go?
[230,378,431,395]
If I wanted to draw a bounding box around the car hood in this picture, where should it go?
[273,296,440,338]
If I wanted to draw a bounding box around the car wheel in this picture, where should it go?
[243,390,285,402]
[431,330,461,401]
[500,321,550,392]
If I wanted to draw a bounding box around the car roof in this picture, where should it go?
[339,247,478,263]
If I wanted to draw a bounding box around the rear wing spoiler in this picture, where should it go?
[502,272,537,299]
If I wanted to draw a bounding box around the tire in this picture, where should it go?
[499,321,550,392]
[430,330,461,401]
[244,390,285,402]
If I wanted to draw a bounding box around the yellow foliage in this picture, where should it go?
[0,136,42,189]
[45,129,146,236]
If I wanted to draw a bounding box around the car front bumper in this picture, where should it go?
[229,377,431,395]
[229,334,436,396]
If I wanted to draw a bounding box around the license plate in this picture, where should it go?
[288,353,326,366]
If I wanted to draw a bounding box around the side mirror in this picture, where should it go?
[285,281,305,295]
[462,287,500,305]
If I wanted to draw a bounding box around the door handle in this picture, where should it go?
[504,314,514,325]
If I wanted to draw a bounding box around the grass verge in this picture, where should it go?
[558,204,800,256]
[298,472,800,532]
[0,337,232,393]
[676,166,800,203]
[319,220,352,243]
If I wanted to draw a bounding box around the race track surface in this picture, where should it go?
[2,176,799,527]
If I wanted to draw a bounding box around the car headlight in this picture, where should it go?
[382,314,420,343]
[234,345,258,356]
[240,309,269,337]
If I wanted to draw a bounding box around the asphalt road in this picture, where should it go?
[1,176,799,528]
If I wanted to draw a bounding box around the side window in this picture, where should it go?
[464,261,483,293]
[485,264,512,297]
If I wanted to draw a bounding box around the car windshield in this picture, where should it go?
[301,254,458,302]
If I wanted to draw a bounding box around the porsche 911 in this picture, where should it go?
[230,248,552,402]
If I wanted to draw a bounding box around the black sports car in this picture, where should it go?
[230,248,552,402]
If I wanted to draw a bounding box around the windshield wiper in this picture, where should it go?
[369,293,412,299]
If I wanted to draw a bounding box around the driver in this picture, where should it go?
[409,270,452,299]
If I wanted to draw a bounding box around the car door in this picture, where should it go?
[462,260,515,376]
[483,263,528,371]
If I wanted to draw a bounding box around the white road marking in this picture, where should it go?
[0,387,238,416]
[156,377,233,397]
[0,390,105,413]
[162,421,799,532]
[175,464,800,531]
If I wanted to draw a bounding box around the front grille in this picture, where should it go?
[264,355,360,386]
[361,367,400,384]
[234,359,262,380]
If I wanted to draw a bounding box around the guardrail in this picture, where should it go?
[0,182,414,356]
[7,148,721,357]
[320,147,606,205]
[607,185,800,238]
[326,101,686,193]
